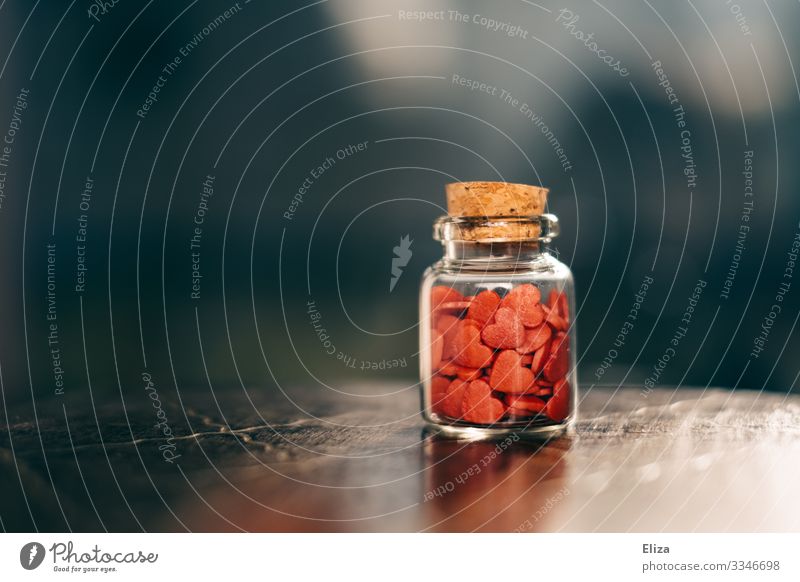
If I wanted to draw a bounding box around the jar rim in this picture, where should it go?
[433,214,559,243]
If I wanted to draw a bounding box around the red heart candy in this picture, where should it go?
[430,286,464,312]
[430,328,444,370]
[505,393,547,412]
[452,320,494,368]
[542,304,568,332]
[503,284,545,327]
[507,409,527,417]
[430,376,451,416]
[503,284,542,310]
[543,333,569,382]
[441,378,468,419]
[532,385,553,398]
[431,375,450,396]
[454,365,483,381]
[467,289,501,325]
[508,407,536,417]
[489,350,535,393]
[530,342,550,375]
[547,289,559,311]
[481,307,526,349]
[438,362,458,376]
[436,313,459,333]
[438,362,484,381]
[436,314,460,360]
[544,378,571,421]
[461,379,506,424]
[520,303,545,328]
[516,324,552,354]
[438,301,473,313]
[558,291,570,320]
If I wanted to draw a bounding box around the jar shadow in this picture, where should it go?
[420,428,573,532]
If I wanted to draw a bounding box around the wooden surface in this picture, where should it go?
[2,386,799,532]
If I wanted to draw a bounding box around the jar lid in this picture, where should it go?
[445,181,548,217]
[441,181,552,242]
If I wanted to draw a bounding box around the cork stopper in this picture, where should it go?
[443,181,549,242]
[445,181,549,217]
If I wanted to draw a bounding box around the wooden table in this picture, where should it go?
[2,386,799,532]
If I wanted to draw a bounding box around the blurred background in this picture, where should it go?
[0,0,798,408]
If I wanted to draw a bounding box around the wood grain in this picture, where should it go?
[1,386,798,532]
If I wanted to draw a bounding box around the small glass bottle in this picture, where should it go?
[420,181,577,437]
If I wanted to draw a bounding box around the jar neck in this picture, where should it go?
[432,214,559,272]
[440,241,550,271]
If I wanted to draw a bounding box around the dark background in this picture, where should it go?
[1,0,798,413]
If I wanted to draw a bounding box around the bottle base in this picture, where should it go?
[423,416,572,441]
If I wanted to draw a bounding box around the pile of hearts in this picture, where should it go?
[428,283,572,425]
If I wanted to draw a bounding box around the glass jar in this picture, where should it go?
[419,183,577,437]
